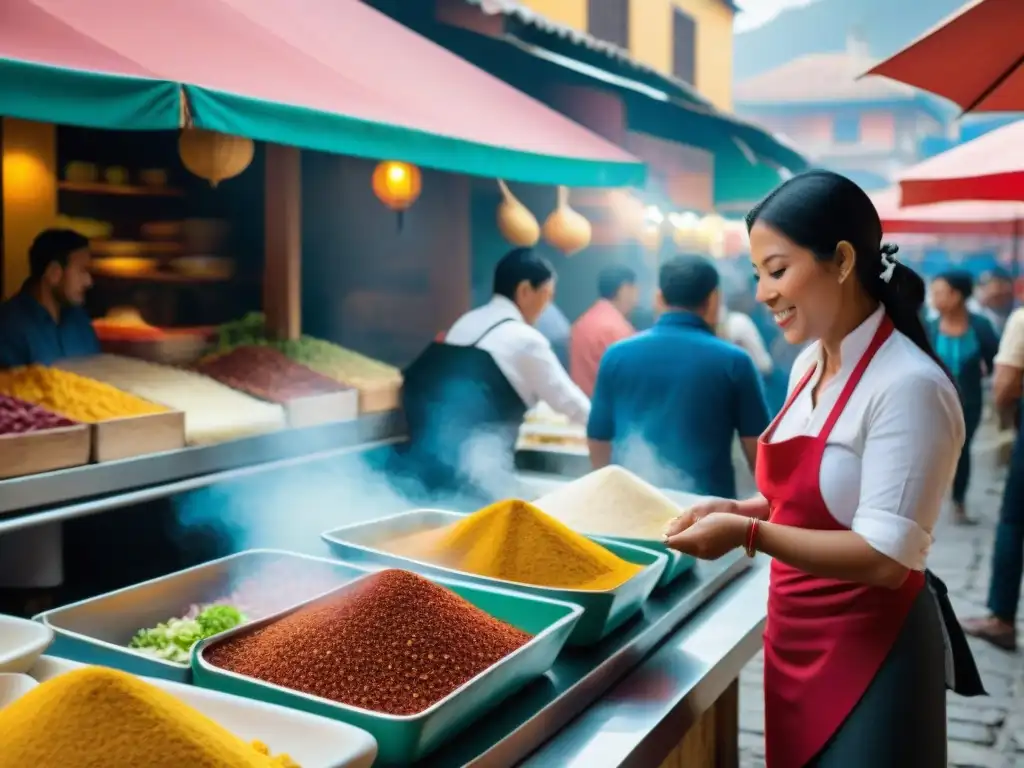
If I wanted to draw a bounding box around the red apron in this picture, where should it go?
[757,315,925,768]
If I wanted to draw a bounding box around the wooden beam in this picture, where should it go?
[657,679,741,768]
[263,143,302,340]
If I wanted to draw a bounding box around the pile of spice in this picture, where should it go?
[54,354,286,444]
[195,346,349,403]
[0,365,166,422]
[383,499,642,591]
[0,666,298,767]
[0,393,77,434]
[534,465,684,541]
[205,569,531,716]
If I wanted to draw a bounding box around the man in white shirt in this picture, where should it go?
[400,249,588,496]
[964,307,1024,650]
[446,249,590,424]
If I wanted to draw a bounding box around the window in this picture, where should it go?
[588,0,629,49]
[832,115,861,143]
[672,9,697,85]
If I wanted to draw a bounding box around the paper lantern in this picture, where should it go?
[178,129,254,187]
[496,180,540,247]
[372,161,422,212]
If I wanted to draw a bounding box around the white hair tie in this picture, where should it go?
[879,245,899,284]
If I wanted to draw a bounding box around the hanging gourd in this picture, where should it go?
[542,186,592,256]
[639,222,663,254]
[496,180,540,247]
[178,129,254,188]
[372,160,422,231]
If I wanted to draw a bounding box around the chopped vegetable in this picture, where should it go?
[129,605,245,664]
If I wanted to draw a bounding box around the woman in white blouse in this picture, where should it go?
[665,171,984,767]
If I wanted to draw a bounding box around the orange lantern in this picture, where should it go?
[372,161,422,230]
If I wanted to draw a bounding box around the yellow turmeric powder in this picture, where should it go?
[384,499,642,591]
[0,666,299,768]
[0,365,166,422]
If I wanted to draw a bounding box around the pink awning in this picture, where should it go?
[0,0,645,186]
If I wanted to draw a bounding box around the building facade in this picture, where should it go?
[734,38,951,190]
[516,0,736,110]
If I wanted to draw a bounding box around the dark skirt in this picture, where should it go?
[808,587,947,767]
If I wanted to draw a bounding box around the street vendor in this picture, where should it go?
[0,228,97,368]
[664,171,984,767]
[0,228,96,614]
[400,248,589,494]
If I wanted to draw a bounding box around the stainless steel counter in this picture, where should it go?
[522,557,768,767]
[419,553,755,767]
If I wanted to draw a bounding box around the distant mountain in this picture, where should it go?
[734,0,967,81]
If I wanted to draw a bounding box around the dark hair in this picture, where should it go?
[980,267,1012,285]
[934,270,974,303]
[493,248,555,300]
[746,170,946,374]
[659,254,720,310]
[29,229,89,279]
[598,265,637,300]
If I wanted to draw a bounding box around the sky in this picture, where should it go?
[733,0,818,32]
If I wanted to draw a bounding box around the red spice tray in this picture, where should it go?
[191,572,582,765]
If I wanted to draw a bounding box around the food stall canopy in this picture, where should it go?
[897,120,1024,206]
[864,0,1024,114]
[403,22,808,206]
[872,187,1024,236]
[0,0,645,187]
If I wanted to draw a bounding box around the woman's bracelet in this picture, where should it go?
[745,518,760,558]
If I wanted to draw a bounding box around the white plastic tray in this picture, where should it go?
[26,656,377,768]
[0,614,53,673]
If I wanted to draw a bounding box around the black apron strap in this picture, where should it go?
[469,316,519,347]
[926,569,987,697]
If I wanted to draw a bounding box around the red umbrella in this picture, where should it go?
[871,187,1024,236]
[897,120,1024,206]
[864,0,1024,113]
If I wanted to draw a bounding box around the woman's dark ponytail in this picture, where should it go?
[859,242,953,380]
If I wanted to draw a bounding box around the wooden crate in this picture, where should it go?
[92,410,187,463]
[0,425,91,479]
[283,389,359,429]
[357,382,401,414]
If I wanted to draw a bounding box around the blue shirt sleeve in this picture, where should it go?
[733,352,771,438]
[586,350,616,441]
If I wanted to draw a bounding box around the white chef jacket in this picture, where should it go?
[446,296,591,425]
[769,307,965,571]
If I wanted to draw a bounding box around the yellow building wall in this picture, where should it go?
[518,0,588,30]
[1,119,57,299]
[517,0,734,112]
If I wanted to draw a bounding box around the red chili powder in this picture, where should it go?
[204,569,532,716]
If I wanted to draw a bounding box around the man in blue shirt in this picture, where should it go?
[0,228,98,367]
[587,254,770,498]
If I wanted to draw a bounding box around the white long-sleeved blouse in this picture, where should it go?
[769,306,965,570]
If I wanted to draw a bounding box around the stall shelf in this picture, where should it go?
[0,411,402,523]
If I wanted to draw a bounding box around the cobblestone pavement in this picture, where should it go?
[738,424,1024,768]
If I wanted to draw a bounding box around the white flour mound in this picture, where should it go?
[533,465,684,541]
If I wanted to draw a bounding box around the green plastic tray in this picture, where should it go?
[591,536,695,589]
[320,509,668,646]
[191,571,582,766]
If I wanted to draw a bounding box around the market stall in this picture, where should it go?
[1,466,763,767]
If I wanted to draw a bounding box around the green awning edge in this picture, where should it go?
[0,58,182,130]
[184,85,647,188]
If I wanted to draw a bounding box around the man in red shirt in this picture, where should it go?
[570,266,638,396]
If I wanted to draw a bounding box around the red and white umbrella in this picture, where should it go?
[865,0,1024,113]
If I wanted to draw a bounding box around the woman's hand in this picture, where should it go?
[664,512,748,560]
[663,498,740,539]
